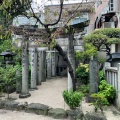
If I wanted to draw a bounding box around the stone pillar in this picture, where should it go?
[68,30,75,91]
[89,58,99,94]
[37,50,42,85]
[42,51,46,82]
[46,51,52,79]
[37,47,47,83]
[19,37,31,98]
[51,51,56,77]
[30,48,37,90]
[117,63,120,110]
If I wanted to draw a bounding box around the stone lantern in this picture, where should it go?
[0,49,16,65]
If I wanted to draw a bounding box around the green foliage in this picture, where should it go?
[62,90,83,109]
[76,63,89,84]
[84,28,120,52]
[50,38,56,48]
[75,43,97,62]
[84,33,108,51]
[76,84,89,96]
[93,28,120,38]
[99,70,105,81]
[0,39,13,53]
[0,0,32,18]
[14,64,22,79]
[99,80,116,103]
[91,93,109,112]
[0,25,12,40]
[0,38,22,64]
[0,65,16,85]
[0,65,17,98]
[91,80,116,112]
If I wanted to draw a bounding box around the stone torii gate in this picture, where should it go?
[11,25,49,98]
[10,20,90,98]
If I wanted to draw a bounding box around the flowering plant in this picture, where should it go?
[76,63,89,84]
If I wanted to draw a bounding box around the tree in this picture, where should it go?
[76,43,97,63]
[0,0,96,91]
[84,28,120,61]
[0,0,32,28]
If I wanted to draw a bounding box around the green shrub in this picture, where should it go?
[76,63,89,84]
[91,93,109,112]
[99,80,116,103]
[99,70,105,81]
[14,64,22,82]
[75,43,97,63]
[91,80,116,112]
[62,90,83,109]
[76,84,89,96]
[0,65,17,98]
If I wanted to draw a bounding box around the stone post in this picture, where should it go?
[104,62,111,73]
[89,58,99,94]
[68,29,75,91]
[37,47,47,83]
[117,63,120,110]
[51,51,56,77]
[19,37,31,98]
[30,48,37,90]
[42,51,46,82]
[37,49,42,85]
[46,51,52,79]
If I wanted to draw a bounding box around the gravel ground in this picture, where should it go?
[0,77,120,120]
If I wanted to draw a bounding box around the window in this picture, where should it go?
[109,0,114,11]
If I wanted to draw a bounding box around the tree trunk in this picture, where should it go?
[68,30,75,91]
[54,43,76,91]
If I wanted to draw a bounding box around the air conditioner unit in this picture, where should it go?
[103,22,114,28]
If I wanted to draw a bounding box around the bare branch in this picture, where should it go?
[64,1,95,25]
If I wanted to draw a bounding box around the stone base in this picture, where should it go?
[85,94,95,103]
[19,93,31,98]
[37,82,42,85]
[29,87,38,91]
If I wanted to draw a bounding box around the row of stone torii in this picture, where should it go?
[19,44,57,98]
[11,20,89,98]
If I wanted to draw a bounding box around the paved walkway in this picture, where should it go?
[0,77,120,120]
[10,77,69,110]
